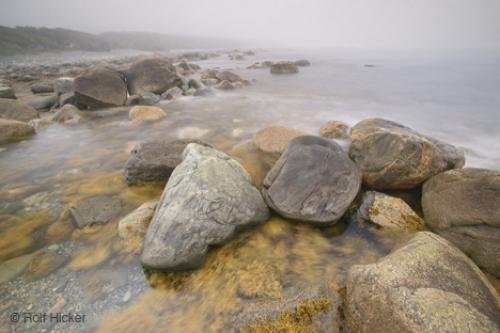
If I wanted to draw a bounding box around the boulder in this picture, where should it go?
[126,57,181,95]
[349,118,465,190]
[201,78,219,87]
[70,196,122,228]
[262,136,361,224]
[141,144,269,270]
[358,191,424,231]
[254,125,305,155]
[73,66,127,109]
[129,106,166,122]
[125,139,208,185]
[125,94,140,106]
[200,69,219,80]
[118,201,157,239]
[422,168,500,276]
[30,82,54,94]
[215,70,243,83]
[0,98,38,121]
[138,92,161,106]
[27,95,58,111]
[53,77,74,95]
[216,80,235,90]
[0,86,16,99]
[0,118,35,144]
[188,78,203,90]
[51,104,83,124]
[270,62,299,74]
[161,86,183,100]
[319,120,350,139]
[294,59,311,67]
[346,232,500,333]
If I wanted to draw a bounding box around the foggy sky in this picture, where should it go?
[1,0,500,50]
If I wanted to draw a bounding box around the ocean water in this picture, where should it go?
[0,48,499,332]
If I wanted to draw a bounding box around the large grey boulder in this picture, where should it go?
[422,168,500,276]
[125,139,208,185]
[73,65,127,109]
[0,118,35,144]
[349,118,465,189]
[346,232,500,333]
[126,57,181,95]
[141,144,269,270]
[262,136,361,225]
[0,98,38,121]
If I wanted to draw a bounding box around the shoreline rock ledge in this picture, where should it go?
[346,232,500,333]
[262,135,361,225]
[349,118,465,190]
[141,143,269,271]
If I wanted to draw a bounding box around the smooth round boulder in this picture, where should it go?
[270,62,299,74]
[346,232,500,333]
[73,66,127,109]
[0,98,38,122]
[30,82,54,94]
[0,118,35,144]
[254,125,305,155]
[349,118,465,190]
[125,139,208,185]
[126,57,181,95]
[319,120,350,139]
[128,106,166,122]
[262,135,361,224]
[141,144,269,270]
[422,168,500,276]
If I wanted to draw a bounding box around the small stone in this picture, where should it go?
[122,290,132,303]
[129,105,166,122]
[254,125,305,155]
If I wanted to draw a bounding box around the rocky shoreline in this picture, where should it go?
[0,50,499,332]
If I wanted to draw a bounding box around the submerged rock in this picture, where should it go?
[125,139,208,185]
[422,168,500,276]
[262,136,361,225]
[294,59,311,67]
[70,196,122,228]
[349,118,465,189]
[118,201,157,239]
[0,98,38,122]
[358,191,423,230]
[0,118,35,144]
[346,232,500,333]
[270,62,299,74]
[128,105,166,122]
[138,92,161,106]
[254,125,305,155]
[126,57,181,95]
[74,66,127,109]
[319,120,350,139]
[51,104,83,124]
[141,144,269,270]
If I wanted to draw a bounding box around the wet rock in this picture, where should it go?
[30,81,54,94]
[216,80,235,90]
[126,57,181,95]
[319,120,350,139]
[232,284,340,333]
[422,168,500,276]
[51,104,83,124]
[346,232,500,333]
[201,78,218,87]
[161,86,183,100]
[19,191,63,220]
[24,249,69,281]
[176,126,210,139]
[125,139,209,186]
[129,105,166,122]
[262,136,361,225]
[0,98,38,121]
[58,92,76,107]
[28,118,53,130]
[188,78,204,90]
[138,92,161,105]
[216,70,243,83]
[0,118,35,144]
[270,62,299,74]
[193,87,213,96]
[74,65,127,109]
[358,191,424,230]
[141,144,269,270]
[0,85,16,99]
[349,118,465,189]
[118,201,157,239]
[125,94,140,106]
[200,68,219,80]
[27,95,58,111]
[0,252,36,284]
[53,77,74,95]
[254,125,305,155]
[70,195,122,228]
[294,59,311,67]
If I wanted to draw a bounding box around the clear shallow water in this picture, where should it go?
[0,49,499,332]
